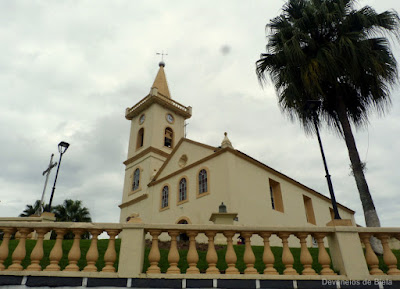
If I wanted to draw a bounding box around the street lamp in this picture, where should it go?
[306,100,341,220]
[47,141,70,211]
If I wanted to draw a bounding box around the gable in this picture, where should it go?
[153,138,216,181]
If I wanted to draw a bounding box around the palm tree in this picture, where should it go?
[256,0,399,235]
[52,199,92,239]
[19,200,49,217]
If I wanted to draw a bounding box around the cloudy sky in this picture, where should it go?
[1,0,399,227]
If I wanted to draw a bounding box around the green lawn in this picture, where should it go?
[1,240,399,274]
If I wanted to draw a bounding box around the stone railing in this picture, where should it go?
[0,222,121,275]
[358,228,400,276]
[0,222,399,281]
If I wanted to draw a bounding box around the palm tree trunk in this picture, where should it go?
[336,97,382,253]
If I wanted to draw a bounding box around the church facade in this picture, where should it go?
[118,63,355,236]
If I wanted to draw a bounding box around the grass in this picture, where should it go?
[1,240,399,274]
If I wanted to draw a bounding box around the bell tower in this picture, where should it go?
[119,62,192,221]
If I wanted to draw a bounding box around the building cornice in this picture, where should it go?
[123,147,170,166]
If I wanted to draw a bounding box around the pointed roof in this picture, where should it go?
[151,62,171,98]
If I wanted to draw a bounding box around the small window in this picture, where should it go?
[132,168,140,191]
[198,169,208,194]
[269,179,284,212]
[303,195,316,225]
[179,178,187,202]
[161,186,169,209]
[164,127,173,148]
[137,128,144,149]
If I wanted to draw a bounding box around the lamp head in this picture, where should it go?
[58,141,70,154]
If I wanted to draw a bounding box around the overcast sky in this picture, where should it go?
[0,0,399,227]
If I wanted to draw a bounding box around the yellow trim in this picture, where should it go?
[177,176,189,205]
[196,167,210,199]
[160,184,170,211]
[269,178,284,213]
[151,138,216,182]
[123,146,170,166]
[119,194,148,208]
[128,166,143,196]
[176,216,192,224]
[303,195,316,225]
[163,126,174,149]
[136,128,145,150]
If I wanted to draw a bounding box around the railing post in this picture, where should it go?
[242,232,257,274]
[118,225,145,277]
[27,228,49,271]
[326,226,370,279]
[296,233,316,275]
[7,228,31,271]
[65,229,85,272]
[147,230,161,274]
[103,229,121,272]
[359,233,384,275]
[0,228,15,271]
[377,234,400,275]
[259,232,278,275]
[83,229,103,272]
[205,231,220,274]
[223,231,239,274]
[186,231,200,274]
[278,232,298,275]
[166,230,180,274]
[44,228,66,271]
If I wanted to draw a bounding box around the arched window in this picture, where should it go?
[164,127,173,148]
[198,169,208,194]
[137,128,144,149]
[132,168,140,191]
[179,178,187,202]
[161,186,169,209]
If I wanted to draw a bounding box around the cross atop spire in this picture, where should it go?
[156,51,168,67]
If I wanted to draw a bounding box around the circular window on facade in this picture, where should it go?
[178,154,188,168]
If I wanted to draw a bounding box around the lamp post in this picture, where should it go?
[306,100,341,220]
[47,141,70,212]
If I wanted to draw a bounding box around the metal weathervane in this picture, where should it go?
[37,154,57,214]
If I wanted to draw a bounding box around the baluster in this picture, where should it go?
[186,231,199,274]
[44,229,66,271]
[205,231,219,274]
[313,233,335,275]
[296,233,316,275]
[278,232,298,275]
[242,232,257,274]
[259,232,278,275]
[166,230,180,274]
[64,229,85,271]
[223,231,239,274]
[7,228,31,271]
[102,229,120,272]
[378,234,400,275]
[26,228,49,271]
[146,230,161,274]
[83,229,103,272]
[0,228,16,271]
[360,233,384,275]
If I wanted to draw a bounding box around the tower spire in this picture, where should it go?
[151,62,171,98]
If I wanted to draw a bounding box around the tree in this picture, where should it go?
[20,199,92,239]
[256,0,399,235]
[19,200,49,217]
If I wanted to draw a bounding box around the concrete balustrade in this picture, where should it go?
[358,229,400,276]
[0,222,399,280]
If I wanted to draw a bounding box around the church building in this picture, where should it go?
[118,62,356,235]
